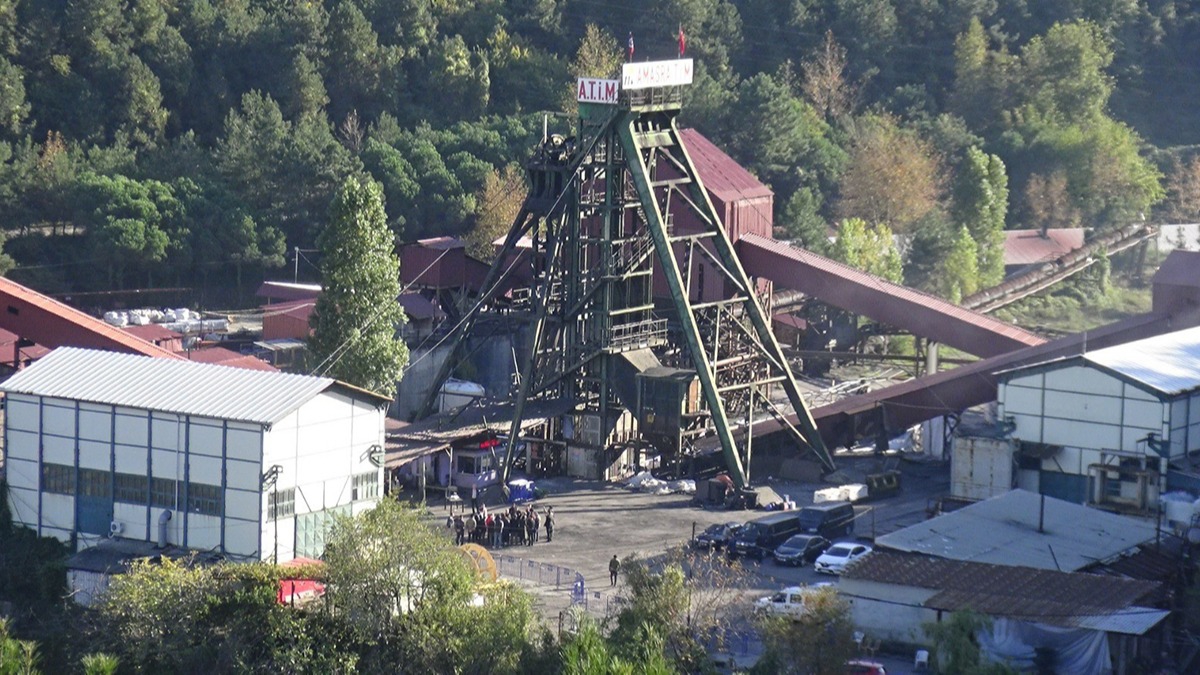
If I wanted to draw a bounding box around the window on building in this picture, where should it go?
[295,504,352,559]
[41,463,75,495]
[352,472,379,501]
[269,488,295,521]
[457,455,492,475]
[78,469,111,498]
[150,477,177,509]
[187,482,223,516]
[115,473,148,504]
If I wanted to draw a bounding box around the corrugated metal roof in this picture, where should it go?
[1081,324,1200,396]
[875,489,1155,571]
[679,128,773,203]
[181,347,279,372]
[844,550,1162,632]
[1004,229,1086,266]
[0,277,182,360]
[0,347,367,425]
[387,399,572,468]
[1074,607,1170,635]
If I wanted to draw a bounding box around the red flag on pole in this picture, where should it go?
[678,25,686,57]
[627,32,635,61]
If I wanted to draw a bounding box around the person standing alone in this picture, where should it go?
[609,555,620,586]
[545,506,555,542]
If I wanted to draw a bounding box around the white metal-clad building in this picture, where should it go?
[1,347,390,562]
[997,325,1200,509]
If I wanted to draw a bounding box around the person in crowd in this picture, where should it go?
[454,516,465,545]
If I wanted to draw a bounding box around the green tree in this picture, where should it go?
[831,217,903,283]
[323,499,473,640]
[0,617,39,675]
[562,24,623,112]
[89,557,355,672]
[952,147,1008,287]
[923,610,1018,675]
[777,188,829,254]
[836,114,944,233]
[309,176,408,397]
[1016,21,1114,126]
[950,18,1014,133]
[945,224,980,303]
[465,163,526,261]
[728,72,845,203]
[752,586,856,675]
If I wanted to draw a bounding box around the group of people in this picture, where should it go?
[451,504,555,548]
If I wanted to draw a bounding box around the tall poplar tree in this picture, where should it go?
[309,177,408,398]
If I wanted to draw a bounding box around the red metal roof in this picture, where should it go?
[1004,229,1086,267]
[0,327,50,364]
[179,346,277,372]
[0,277,183,359]
[737,234,1046,358]
[679,128,773,203]
[121,324,182,342]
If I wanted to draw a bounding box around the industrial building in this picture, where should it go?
[0,347,390,562]
[842,490,1174,673]
[993,325,1200,511]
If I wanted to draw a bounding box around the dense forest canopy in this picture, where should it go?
[0,0,1195,300]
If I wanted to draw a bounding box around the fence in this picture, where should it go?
[495,554,578,590]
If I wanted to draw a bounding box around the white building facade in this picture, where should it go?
[1,348,389,562]
[998,326,1200,510]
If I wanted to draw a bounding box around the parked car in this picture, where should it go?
[814,542,872,575]
[729,512,802,558]
[845,660,887,675]
[772,534,832,566]
[752,583,835,619]
[693,522,744,550]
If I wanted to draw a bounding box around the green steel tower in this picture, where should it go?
[418,63,834,488]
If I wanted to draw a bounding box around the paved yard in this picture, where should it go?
[426,451,949,616]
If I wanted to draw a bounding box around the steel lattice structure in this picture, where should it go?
[418,79,833,488]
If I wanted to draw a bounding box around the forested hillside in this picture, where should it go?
[0,0,1196,302]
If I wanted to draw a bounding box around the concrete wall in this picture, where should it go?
[840,578,939,644]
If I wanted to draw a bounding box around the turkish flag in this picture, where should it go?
[678,25,686,57]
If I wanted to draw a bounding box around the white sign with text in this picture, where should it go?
[621,59,694,90]
[577,78,620,104]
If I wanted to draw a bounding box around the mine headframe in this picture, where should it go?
[417,61,835,488]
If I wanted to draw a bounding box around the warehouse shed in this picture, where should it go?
[1,347,390,563]
[997,325,1200,511]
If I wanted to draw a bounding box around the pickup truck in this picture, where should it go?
[752,583,835,619]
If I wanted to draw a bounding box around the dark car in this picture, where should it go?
[693,522,743,550]
[772,534,832,566]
